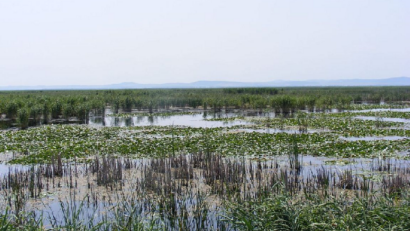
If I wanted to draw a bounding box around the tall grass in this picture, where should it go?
[1,86,409,129]
[17,108,29,129]
[0,148,410,230]
[225,184,410,231]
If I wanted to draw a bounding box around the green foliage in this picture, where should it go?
[6,101,19,119]
[16,108,29,129]
[1,120,409,164]
[51,101,62,119]
[0,86,408,126]
[225,186,410,231]
[0,86,409,230]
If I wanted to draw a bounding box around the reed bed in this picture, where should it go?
[0,150,409,230]
[1,87,409,129]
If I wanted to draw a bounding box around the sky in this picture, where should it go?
[0,0,409,86]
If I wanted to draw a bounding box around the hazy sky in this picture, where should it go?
[0,0,409,86]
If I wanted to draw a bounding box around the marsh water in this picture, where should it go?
[1,106,410,229]
[1,152,410,229]
[89,112,252,128]
[87,107,410,127]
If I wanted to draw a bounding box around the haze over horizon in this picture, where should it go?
[1,0,409,87]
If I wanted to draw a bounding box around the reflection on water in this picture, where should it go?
[89,112,252,128]
[1,152,410,228]
[0,163,29,176]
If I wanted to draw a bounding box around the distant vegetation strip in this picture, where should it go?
[1,86,409,129]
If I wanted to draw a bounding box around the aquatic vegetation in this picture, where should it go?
[225,187,410,231]
[0,121,408,165]
[0,87,410,230]
[0,87,409,129]
[251,113,409,137]
[324,159,356,165]
[1,151,409,230]
[16,108,29,130]
[204,115,245,122]
[329,111,410,119]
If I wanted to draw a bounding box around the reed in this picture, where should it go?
[17,108,29,130]
[0,151,409,230]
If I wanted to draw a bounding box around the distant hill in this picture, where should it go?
[1,77,409,90]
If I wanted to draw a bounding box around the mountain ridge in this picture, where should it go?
[1,77,409,90]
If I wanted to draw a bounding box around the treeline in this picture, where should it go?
[0,86,409,129]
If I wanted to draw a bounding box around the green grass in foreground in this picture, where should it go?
[2,186,410,230]
[225,186,410,231]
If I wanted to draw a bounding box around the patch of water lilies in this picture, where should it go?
[1,120,409,165]
[248,113,410,138]
[344,103,407,111]
[330,111,410,120]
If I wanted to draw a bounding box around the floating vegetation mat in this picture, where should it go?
[1,122,409,165]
